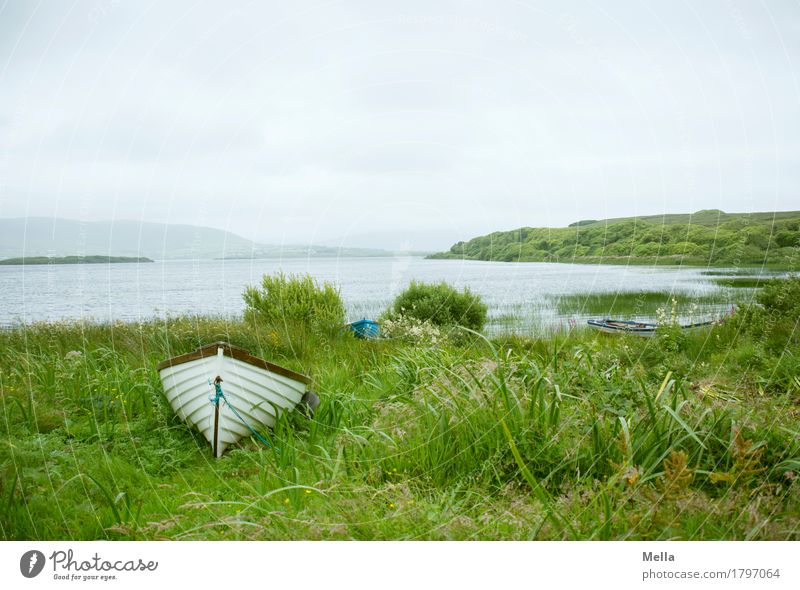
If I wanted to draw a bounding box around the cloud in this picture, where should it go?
[0,0,798,248]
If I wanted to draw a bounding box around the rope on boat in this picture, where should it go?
[210,380,275,450]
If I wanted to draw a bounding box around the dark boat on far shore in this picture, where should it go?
[587,318,716,337]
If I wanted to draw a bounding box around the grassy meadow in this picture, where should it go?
[1,286,798,541]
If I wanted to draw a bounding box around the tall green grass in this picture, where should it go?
[1,310,798,540]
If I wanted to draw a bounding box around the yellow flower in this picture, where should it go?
[305,489,312,494]
[389,503,395,509]
[283,498,289,504]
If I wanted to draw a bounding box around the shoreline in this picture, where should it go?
[0,255,154,266]
[426,254,795,270]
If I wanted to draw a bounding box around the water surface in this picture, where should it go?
[0,257,764,333]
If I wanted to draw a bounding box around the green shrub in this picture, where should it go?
[749,275,800,349]
[757,275,800,318]
[243,272,345,332]
[388,281,487,331]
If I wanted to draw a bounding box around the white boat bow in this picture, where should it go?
[157,342,311,457]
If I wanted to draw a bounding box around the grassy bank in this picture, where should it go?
[429,209,800,268]
[1,311,798,540]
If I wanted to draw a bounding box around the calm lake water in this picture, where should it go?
[0,257,759,333]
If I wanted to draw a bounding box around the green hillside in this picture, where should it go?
[429,210,800,267]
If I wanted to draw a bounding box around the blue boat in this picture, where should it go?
[347,318,380,339]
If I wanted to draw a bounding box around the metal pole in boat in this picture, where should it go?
[213,375,222,458]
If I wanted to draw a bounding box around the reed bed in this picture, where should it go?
[551,290,745,320]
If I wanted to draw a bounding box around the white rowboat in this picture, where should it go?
[157,342,312,457]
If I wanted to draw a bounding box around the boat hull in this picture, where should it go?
[347,319,380,339]
[587,318,715,337]
[587,319,657,337]
[158,343,310,457]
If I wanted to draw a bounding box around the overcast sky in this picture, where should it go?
[1,0,798,250]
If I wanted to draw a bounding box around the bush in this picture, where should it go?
[724,275,800,362]
[757,275,800,319]
[243,272,345,332]
[388,281,487,331]
[750,275,800,349]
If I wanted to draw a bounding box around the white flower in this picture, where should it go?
[382,314,444,345]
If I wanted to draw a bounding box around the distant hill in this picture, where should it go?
[566,209,796,228]
[429,210,800,267]
[0,218,394,260]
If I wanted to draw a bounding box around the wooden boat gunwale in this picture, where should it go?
[156,340,311,384]
[163,361,300,408]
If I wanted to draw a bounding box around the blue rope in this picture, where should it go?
[210,380,275,450]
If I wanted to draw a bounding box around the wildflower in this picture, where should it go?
[65,350,82,360]
[388,503,395,509]
[284,498,290,504]
[623,465,640,487]
[305,489,312,494]
[381,314,443,345]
